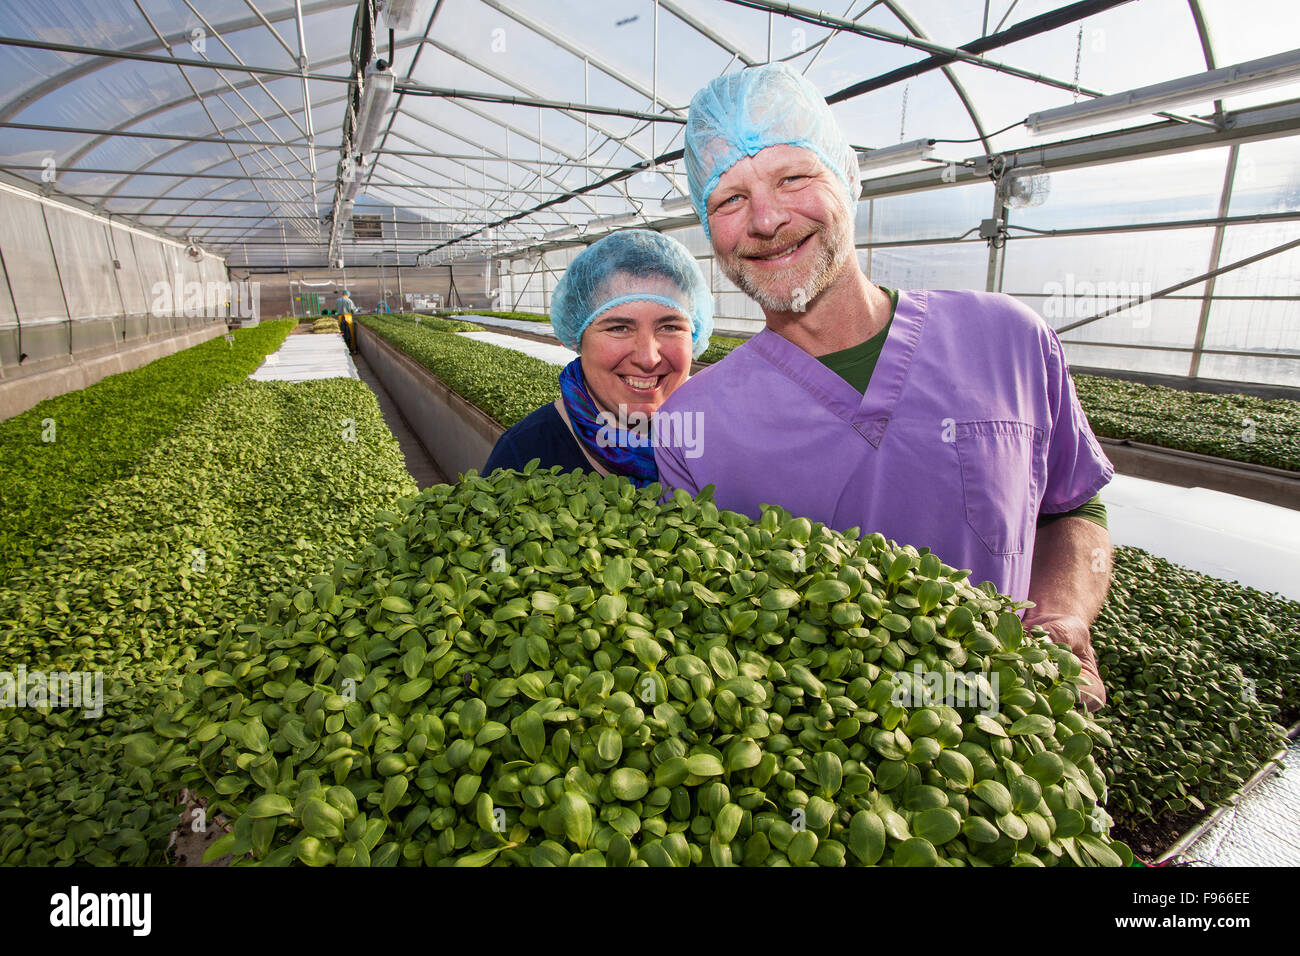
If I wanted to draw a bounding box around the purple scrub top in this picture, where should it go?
[654,289,1113,601]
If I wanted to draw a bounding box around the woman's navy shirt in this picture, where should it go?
[483,403,595,476]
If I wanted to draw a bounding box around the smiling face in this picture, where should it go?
[706,144,856,314]
[578,296,694,423]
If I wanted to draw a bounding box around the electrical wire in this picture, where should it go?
[932,118,1026,144]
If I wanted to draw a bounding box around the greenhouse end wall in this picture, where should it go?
[240,264,494,319]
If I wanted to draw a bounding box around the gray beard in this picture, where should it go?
[722,222,851,314]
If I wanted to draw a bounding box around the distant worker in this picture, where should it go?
[335,289,358,354]
[338,313,360,354]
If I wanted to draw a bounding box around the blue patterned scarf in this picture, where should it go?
[558,358,658,488]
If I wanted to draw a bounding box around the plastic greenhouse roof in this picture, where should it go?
[1,0,1298,268]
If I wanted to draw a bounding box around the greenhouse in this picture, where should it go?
[0,0,1296,878]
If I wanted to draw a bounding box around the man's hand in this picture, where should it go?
[1026,514,1113,713]
[1023,610,1106,712]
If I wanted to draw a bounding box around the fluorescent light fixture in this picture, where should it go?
[659,195,694,215]
[353,59,396,160]
[379,0,423,31]
[588,211,640,231]
[1026,48,1300,136]
[544,225,578,241]
[342,169,362,201]
[857,139,935,174]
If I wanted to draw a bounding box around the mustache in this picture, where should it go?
[734,228,818,259]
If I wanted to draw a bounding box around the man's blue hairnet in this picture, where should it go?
[550,229,713,359]
[685,62,859,241]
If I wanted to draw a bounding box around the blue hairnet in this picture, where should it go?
[685,63,859,241]
[550,229,714,359]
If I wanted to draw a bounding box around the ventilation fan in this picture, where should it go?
[185,239,204,261]
[1000,171,1051,209]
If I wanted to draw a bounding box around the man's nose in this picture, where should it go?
[747,183,790,237]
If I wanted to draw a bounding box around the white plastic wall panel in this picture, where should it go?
[0,190,68,323]
[43,205,120,321]
[108,223,150,316]
[130,231,176,334]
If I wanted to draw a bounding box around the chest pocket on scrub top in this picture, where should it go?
[954,420,1044,556]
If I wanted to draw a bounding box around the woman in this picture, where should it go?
[484,229,713,486]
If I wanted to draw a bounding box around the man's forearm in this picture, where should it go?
[1025,515,1112,710]
[1026,515,1112,624]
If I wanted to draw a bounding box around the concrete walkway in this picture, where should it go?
[352,349,448,489]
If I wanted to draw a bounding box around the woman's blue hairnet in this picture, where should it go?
[550,229,714,359]
[685,63,859,241]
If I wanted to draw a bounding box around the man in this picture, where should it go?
[335,289,358,314]
[654,63,1113,710]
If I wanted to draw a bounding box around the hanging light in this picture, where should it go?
[587,211,640,232]
[353,59,396,162]
[1025,49,1300,136]
[857,139,935,175]
[378,0,424,31]
[342,163,362,201]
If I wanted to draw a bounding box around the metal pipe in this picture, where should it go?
[1055,234,1300,333]
[0,34,352,84]
[391,82,685,123]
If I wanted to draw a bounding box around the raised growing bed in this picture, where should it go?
[345,317,1300,863]
[1073,372,1300,474]
[358,312,559,429]
[1094,437,1299,509]
[0,318,295,575]
[0,377,417,865]
[357,322,505,481]
[1091,546,1299,859]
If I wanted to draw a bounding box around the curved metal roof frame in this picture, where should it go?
[0,0,1297,268]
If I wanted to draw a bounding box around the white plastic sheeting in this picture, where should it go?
[1177,736,1300,866]
[455,330,576,367]
[452,314,556,336]
[1105,474,1300,601]
[0,184,229,376]
[248,332,358,381]
[2,0,1299,383]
